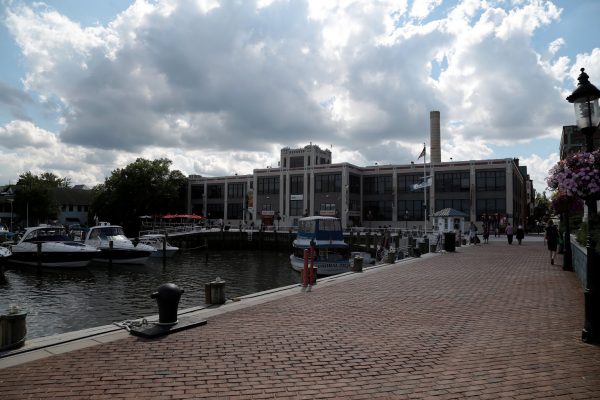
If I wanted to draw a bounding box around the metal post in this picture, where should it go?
[582,126,598,343]
[37,242,42,269]
[563,211,573,271]
[109,240,113,267]
[302,249,309,290]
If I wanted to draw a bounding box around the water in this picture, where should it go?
[0,249,299,339]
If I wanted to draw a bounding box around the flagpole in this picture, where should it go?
[423,142,426,234]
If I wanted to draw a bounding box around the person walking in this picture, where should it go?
[545,220,559,265]
[483,225,489,244]
[469,222,478,245]
[505,223,514,245]
[516,224,525,245]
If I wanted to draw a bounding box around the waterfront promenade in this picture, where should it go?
[1,236,600,399]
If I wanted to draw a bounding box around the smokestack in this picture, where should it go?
[430,111,441,164]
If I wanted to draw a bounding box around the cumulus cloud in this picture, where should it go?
[0,0,596,190]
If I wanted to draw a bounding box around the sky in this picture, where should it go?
[1,0,599,195]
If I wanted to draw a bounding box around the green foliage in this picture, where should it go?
[14,171,71,226]
[533,192,551,222]
[90,158,188,235]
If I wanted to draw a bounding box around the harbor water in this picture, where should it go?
[0,249,299,339]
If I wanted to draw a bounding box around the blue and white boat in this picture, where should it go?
[85,223,155,265]
[290,216,351,276]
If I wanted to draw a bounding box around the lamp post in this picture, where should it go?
[567,67,600,343]
[563,210,573,271]
[404,209,409,231]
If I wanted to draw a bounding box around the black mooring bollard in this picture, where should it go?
[151,283,184,325]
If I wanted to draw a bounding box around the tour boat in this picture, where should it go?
[138,234,179,257]
[85,223,155,264]
[7,225,100,268]
[290,216,351,276]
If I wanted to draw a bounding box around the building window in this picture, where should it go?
[206,203,224,219]
[363,175,392,195]
[364,200,393,220]
[315,173,341,193]
[257,177,280,195]
[207,184,223,199]
[69,204,74,212]
[476,170,506,192]
[290,200,303,216]
[290,175,303,194]
[290,156,304,168]
[227,203,242,219]
[191,185,204,200]
[435,199,470,214]
[77,205,83,212]
[397,174,422,192]
[397,200,424,220]
[435,171,470,192]
[476,198,506,217]
[320,203,336,211]
[261,203,273,211]
[228,183,244,198]
[349,174,361,194]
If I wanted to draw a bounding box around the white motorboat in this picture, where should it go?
[0,244,11,259]
[138,234,179,257]
[85,223,155,265]
[7,225,100,268]
[290,216,351,276]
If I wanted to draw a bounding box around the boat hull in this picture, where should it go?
[289,255,350,276]
[149,248,179,258]
[8,248,98,268]
[93,248,154,265]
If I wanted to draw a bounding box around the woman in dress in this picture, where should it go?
[545,220,559,265]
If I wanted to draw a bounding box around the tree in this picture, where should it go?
[533,192,551,225]
[90,158,188,235]
[14,171,71,226]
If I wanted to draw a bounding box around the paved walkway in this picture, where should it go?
[1,237,600,399]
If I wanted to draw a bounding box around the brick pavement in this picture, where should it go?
[1,239,600,399]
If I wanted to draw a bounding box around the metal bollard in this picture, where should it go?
[385,250,396,264]
[0,304,27,351]
[150,283,184,326]
[210,277,226,305]
[352,256,363,272]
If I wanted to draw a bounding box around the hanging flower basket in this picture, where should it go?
[550,192,584,214]
[547,150,600,200]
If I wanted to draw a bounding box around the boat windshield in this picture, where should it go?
[90,226,128,241]
[23,227,69,242]
[298,220,316,234]
[319,219,341,232]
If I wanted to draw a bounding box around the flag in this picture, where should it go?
[417,146,426,159]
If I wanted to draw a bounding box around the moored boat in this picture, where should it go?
[138,234,179,257]
[7,225,100,268]
[290,216,351,276]
[85,223,155,265]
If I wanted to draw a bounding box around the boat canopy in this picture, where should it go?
[297,216,344,242]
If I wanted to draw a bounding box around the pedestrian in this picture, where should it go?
[505,223,514,245]
[516,224,525,245]
[483,225,489,244]
[545,220,559,265]
[469,222,478,245]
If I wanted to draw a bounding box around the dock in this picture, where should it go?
[1,236,599,399]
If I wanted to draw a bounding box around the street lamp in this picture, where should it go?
[567,67,600,343]
[404,209,409,231]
